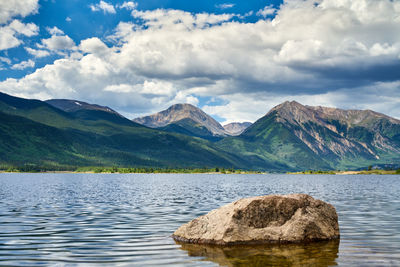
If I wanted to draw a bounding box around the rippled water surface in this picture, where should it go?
[0,173,399,266]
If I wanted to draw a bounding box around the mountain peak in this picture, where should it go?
[267,100,315,125]
[46,99,121,116]
[167,103,198,111]
[282,100,301,106]
[273,100,305,110]
[133,103,227,136]
[267,101,400,127]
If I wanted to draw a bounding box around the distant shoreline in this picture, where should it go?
[0,171,261,174]
[1,169,399,175]
[0,167,265,175]
[288,169,400,175]
[0,171,266,175]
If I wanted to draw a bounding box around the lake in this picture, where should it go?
[0,173,399,266]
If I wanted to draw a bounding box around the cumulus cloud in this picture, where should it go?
[79,37,109,56]
[30,27,77,56]
[0,0,39,51]
[0,0,39,24]
[0,20,39,50]
[11,59,35,70]
[90,1,116,14]
[0,26,21,50]
[0,0,39,52]
[257,5,276,17]
[46,26,64,35]
[130,9,234,30]
[1,0,400,121]
[41,34,76,52]
[9,20,39,36]
[107,22,136,42]
[25,47,50,58]
[118,1,138,10]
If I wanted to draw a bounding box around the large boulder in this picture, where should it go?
[172,194,339,245]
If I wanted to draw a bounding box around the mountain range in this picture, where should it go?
[1,91,399,171]
[218,101,400,170]
[133,103,229,141]
[133,103,252,141]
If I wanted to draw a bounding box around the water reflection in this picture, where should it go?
[176,240,340,267]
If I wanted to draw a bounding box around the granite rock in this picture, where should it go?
[172,194,339,245]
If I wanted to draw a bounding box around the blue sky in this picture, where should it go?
[1,0,282,81]
[0,0,399,123]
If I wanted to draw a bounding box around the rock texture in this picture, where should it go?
[172,194,339,245]
[265,101,400,159]
[223,122,252,136]
[133,103,228,136]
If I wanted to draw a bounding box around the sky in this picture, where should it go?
[0,0,399,124]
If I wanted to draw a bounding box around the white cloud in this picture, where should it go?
[216,3,235,10]
[0,57,11,65]
[66,17,72,22]
[25,47,50,58]
[1,0,400,121]
[36,27,77,56]
[90,1,116,14]
[130,9,233,30]
[0,0,39,51]
[0,26,21,50]
[108,22,136,42]
[9,20,39,36]
[79,37,109,56]
[41,35,76,52]
[0,0,39,24]
[104,84,135,93]
[104,80,176,95]
[0,20,39,50]
[46,26,64,35]
[11,59,35,70]
[257,5,276,17]
[119,1,138,10]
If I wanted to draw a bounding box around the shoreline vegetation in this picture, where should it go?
[288,169,400,175]
[0,165,263,174]
[0,165,399,175]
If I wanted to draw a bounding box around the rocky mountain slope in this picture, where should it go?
[267,101,400,160]
[223,122,252,136]
[133,103,228,138]
[218,101,400,170]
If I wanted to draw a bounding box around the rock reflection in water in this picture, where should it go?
[176,239,339,267]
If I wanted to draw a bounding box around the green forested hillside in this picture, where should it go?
[1,92,399,172]
[0,92,249,169]
[217,111,332,171]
